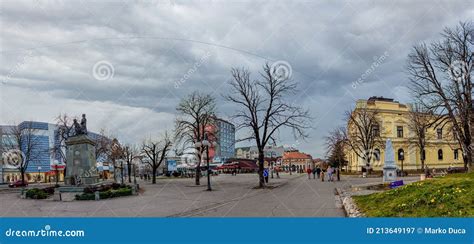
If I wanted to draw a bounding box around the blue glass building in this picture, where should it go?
[213,118,235,163]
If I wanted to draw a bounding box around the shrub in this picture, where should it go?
[26,188,50,199]
[75,193,95,200]
[111,183,121,189]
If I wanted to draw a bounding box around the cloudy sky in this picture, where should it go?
[0,0,472,157]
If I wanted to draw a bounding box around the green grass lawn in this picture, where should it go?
[352,172,474,217]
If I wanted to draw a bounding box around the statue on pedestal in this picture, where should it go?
[73,114,88,136]
[80,114,88,135]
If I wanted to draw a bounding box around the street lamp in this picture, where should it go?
[195,133,216,191]
[398,149,405,177]
[37,166,42,183]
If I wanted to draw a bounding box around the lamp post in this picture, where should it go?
[270,151,275,179]
[195,133,215,191]
[399,150,405,177]
[37,166,42,183]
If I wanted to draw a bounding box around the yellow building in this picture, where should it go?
[346,97,464,172]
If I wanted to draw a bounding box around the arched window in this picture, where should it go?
[398,149,405,161]
[374,149,381,161]
[438,149,443,160]
[372,123,380,137]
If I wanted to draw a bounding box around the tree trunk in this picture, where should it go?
[195,151,202,185]
[20,169,25,185]
[152,167,157,184]
[463,147,472,172]
[258,151,265,188]
[128,163,132,183]
[121,162,124,185]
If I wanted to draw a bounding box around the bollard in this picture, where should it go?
[95,191,100,201]
[420,174,426,181]
[53,188,62,201]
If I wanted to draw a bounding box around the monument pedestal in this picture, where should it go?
[383,166,397,182]
[382,139,397,183]
[64,134,99,185]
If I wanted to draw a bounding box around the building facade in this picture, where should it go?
[346,97,465,172]
[0,121,102,183]
[213,118,236,163]
[235,145,285,159]
[281,150,313,172]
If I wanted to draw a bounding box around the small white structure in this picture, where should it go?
[383,139,397,183]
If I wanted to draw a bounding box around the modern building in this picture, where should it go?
[206,118,235,163]
[346,97,465,172]
[281,150,313,172]
[0,121,103,183]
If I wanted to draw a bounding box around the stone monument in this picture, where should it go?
[64,114,99,185]
[383,138,397,183]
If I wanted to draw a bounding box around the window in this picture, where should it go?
[398,149,405,161]
[454,149,459,160]
[438,149,443,160]
[437,128,443,139]
[373,149,381,161]
[397,126,404,138]
[372,124,380,137]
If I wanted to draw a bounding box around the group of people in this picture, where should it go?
[306,166,340,182]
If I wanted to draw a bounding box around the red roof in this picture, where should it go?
[282,151,312,160]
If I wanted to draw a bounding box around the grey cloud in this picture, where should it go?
[1,0,472,157]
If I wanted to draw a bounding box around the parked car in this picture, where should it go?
[8,180,28,188]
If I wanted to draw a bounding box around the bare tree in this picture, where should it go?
[407,21,473,170]
[325,127,347,170]
[106,138,124,183]
[52,114,75,182]
[343,108,382,172]
[94,129,112,162]
[123,144,139,183]
[6,122,44,184]
[407,104,433,170]
[141,132,172,184]
[175,92,217,186]
[227,63,311,187]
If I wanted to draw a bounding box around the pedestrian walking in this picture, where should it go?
[263,168,269,183]
[306,167,312,179]
[316,167,321,179]
[321,169,325,182]
[327,166,333,182]
[312,167,317,179]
